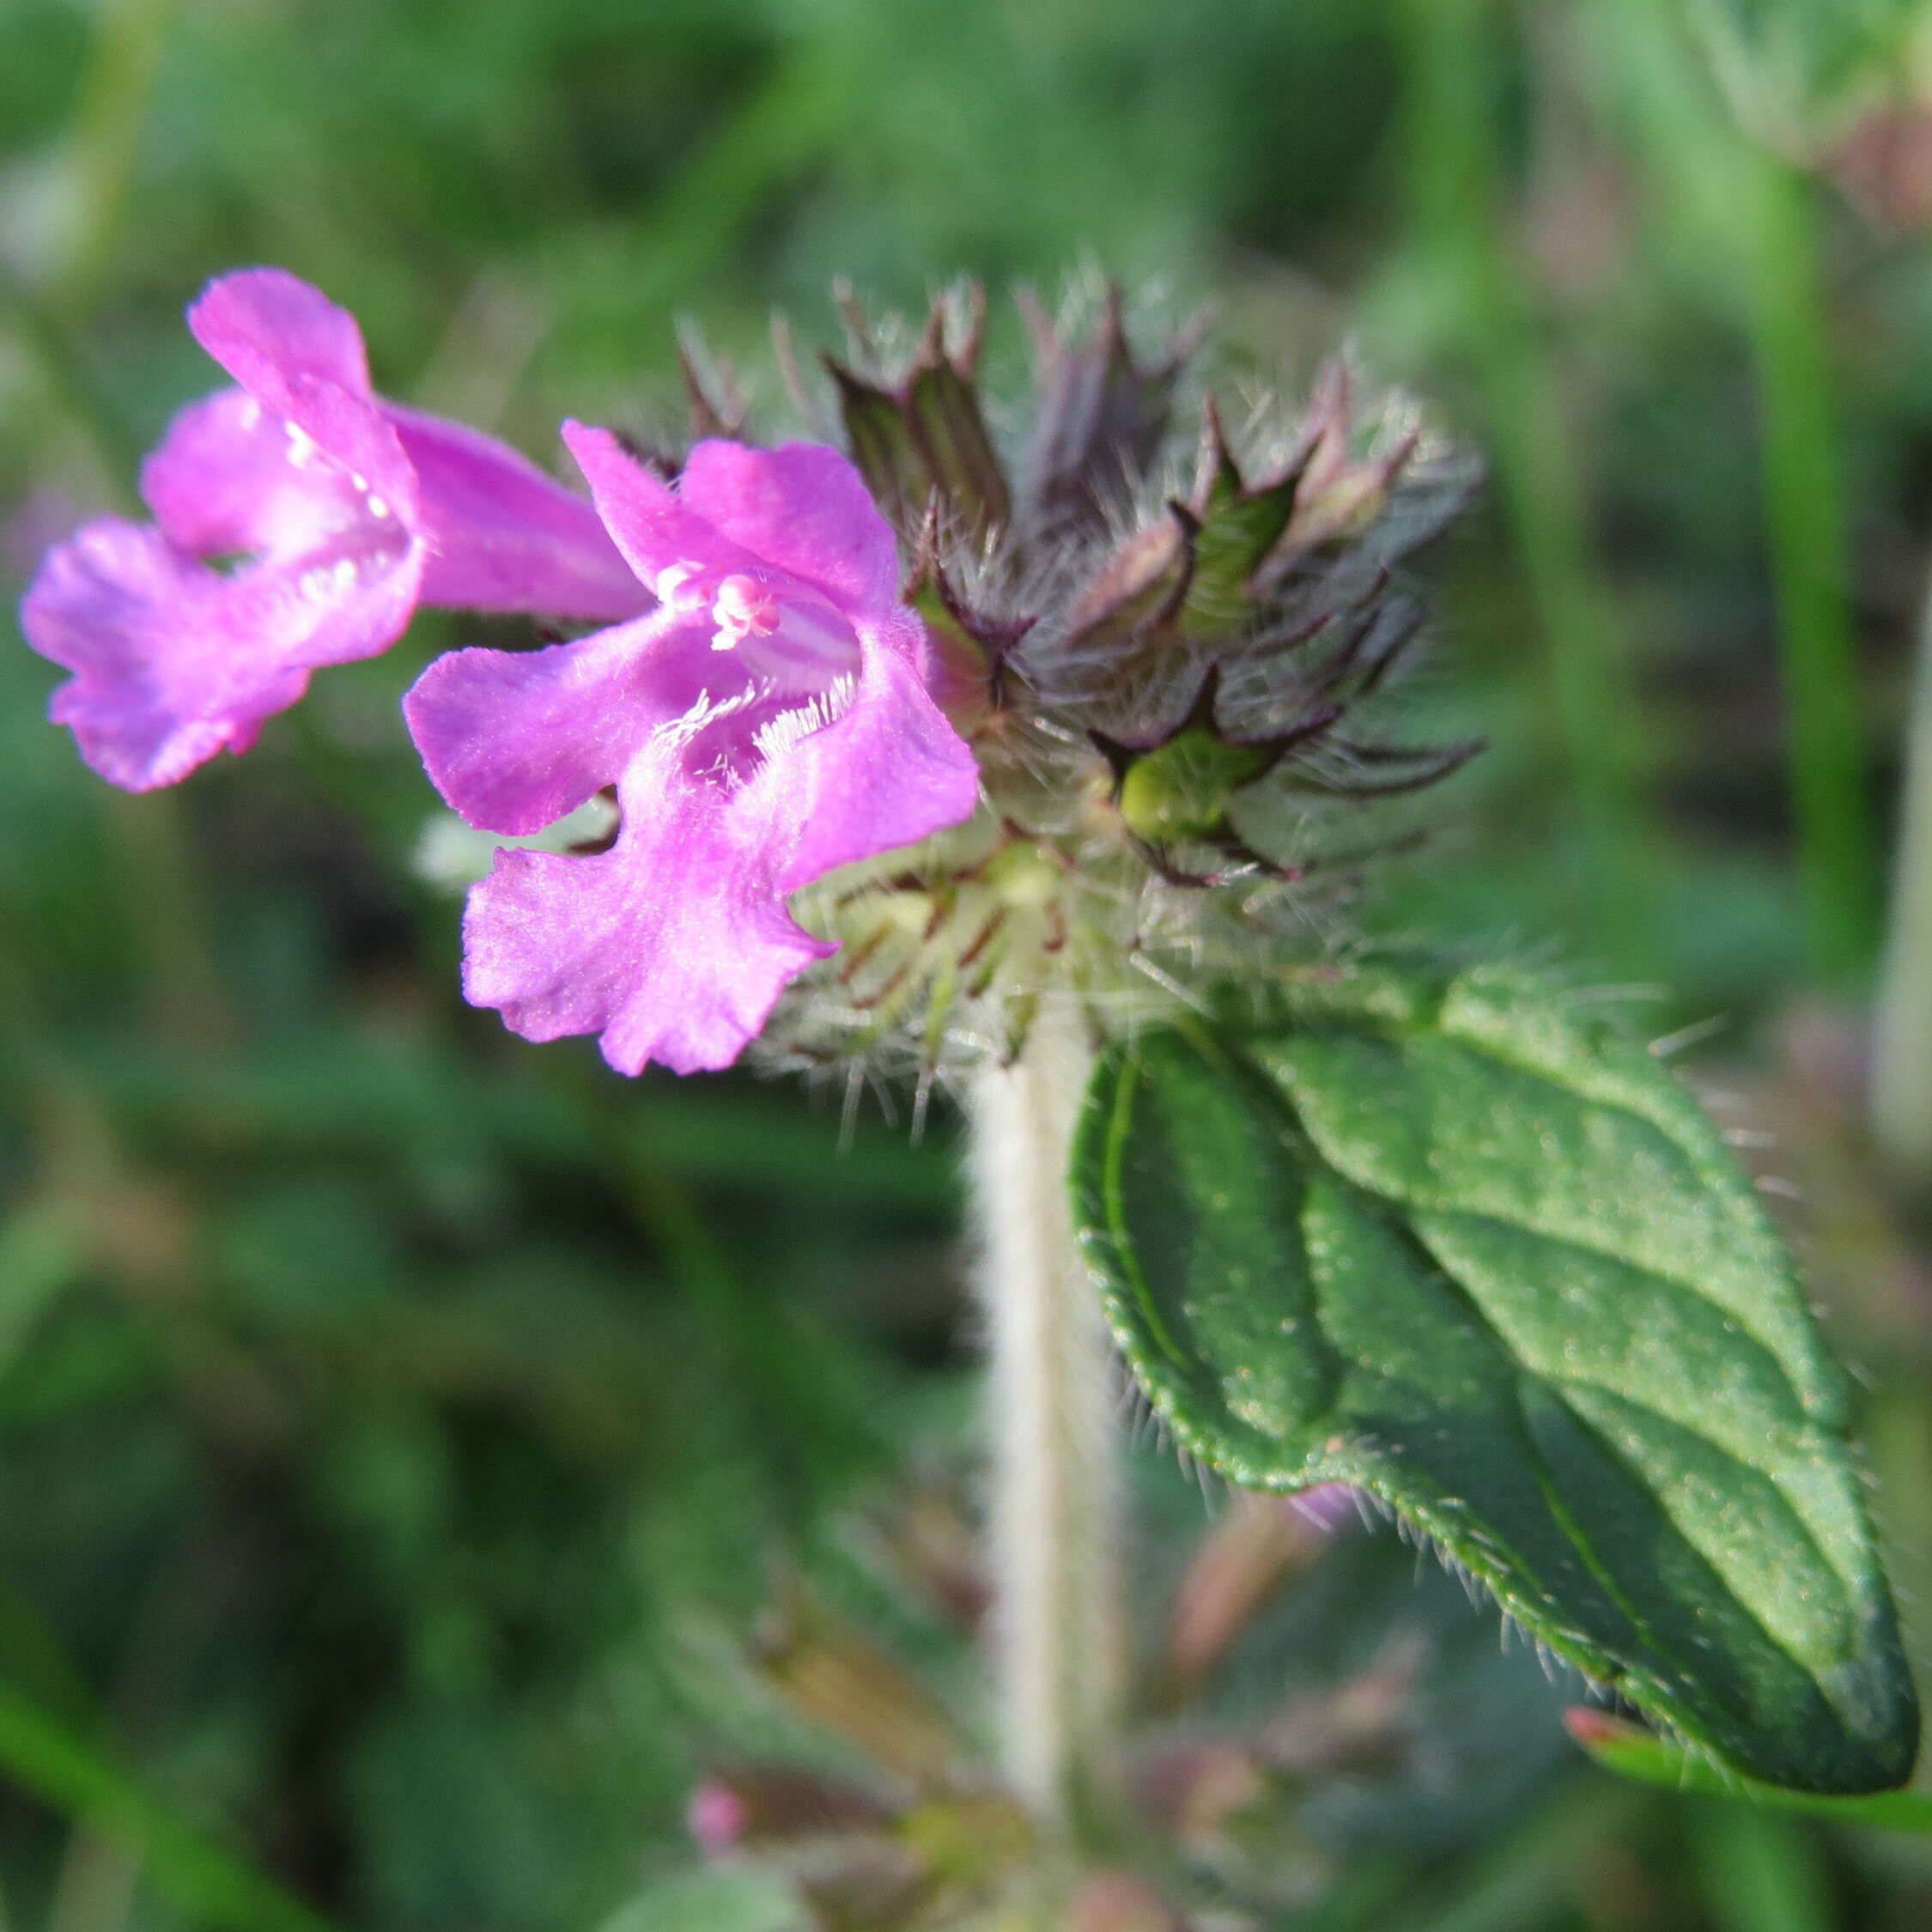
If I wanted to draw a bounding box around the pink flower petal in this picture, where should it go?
[23,517,420,791]
[404,611,700,835]
[31,365,417,787]
[678,439,903,614]
[267,373,420,529]
[463,743,835,1077]
[143,388,392,562]
[23,269,660,792]
[190,271,413,533]
[188,267,372,408]
[562,422,766,594]
[386,404,646,621]
[781,632,981,888]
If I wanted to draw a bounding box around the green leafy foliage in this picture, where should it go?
[1689,0,1921,132]
[0,1680,341,1932]
[1072,963,1918,1794]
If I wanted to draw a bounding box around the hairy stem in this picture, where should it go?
[967,1006,1126,1833]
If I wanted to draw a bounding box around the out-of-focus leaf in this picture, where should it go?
[1163,1492,1333,1700]
[598,1867,802,1932]
[1072,963,1918,1794]
[752,1591,966,1789]
[1690,0,1919,136]
[1378,1779,1648,1932]
[0,1207,85,1367]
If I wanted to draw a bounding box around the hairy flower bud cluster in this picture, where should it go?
[735,287,1482,1086]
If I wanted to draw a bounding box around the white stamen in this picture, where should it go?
[710,574,781,652]
[653,561,703,605]
[701,581,864,690]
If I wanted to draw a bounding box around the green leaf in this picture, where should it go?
[1071,962,1918,1794]
[1568,1709,1932,1830]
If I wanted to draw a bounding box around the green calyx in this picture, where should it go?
[826,291,1010,546]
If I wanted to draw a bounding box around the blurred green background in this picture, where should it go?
[8,0,1932,1926]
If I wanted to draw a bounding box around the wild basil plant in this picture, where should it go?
[19,269,1919,1922]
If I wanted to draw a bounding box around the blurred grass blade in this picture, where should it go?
[1741,156,1878,980]
[1384,1779,1646,1932]
[596,1868,799,1932]
[0,264,143,499]
[1568,1710,1932,1831]
[1870,559,1932,1196]
[1608,0,1879,979]
[1687,1800,1837,1932]
[0,1682,342,1932]
[48,0,175,319]
[1398,0,1656,956]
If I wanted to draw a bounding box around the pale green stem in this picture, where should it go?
[966,1005,1126,1834]
[1871,556,1932,1199]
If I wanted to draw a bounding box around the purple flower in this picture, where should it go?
[405,426,981,1076]
[20,269,644,791]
